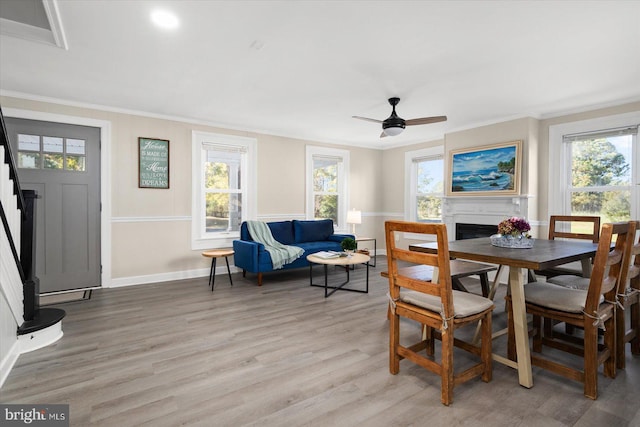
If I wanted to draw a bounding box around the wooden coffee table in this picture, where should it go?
[307,252,370,298]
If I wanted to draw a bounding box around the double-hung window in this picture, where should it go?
[565,127,637,222]
[405,146,444,223]
[549,112,639,230]
[306,146,350,229]
[192,131,256,249]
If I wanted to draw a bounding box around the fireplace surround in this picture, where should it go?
[443,195,534,239]
[455,223,497,240]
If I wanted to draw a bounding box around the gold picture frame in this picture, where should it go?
[447,140,522,196]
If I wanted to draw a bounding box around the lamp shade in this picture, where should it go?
[346,209,362,225]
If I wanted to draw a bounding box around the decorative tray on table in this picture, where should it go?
[490,234,534,249]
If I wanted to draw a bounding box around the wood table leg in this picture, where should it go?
[509,266,533,388]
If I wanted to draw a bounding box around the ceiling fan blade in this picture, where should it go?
[405,116,447,126]
[353,116,382,123]
[380,131,387,138]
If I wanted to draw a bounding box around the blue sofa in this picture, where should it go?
[233,219,354,285]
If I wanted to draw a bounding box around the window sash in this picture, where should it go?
[192,131,256,249]
[306,146,349,229]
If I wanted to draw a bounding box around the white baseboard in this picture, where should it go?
[107,266,240,288]
[0,339,20,389]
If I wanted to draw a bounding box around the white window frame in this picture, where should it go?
[405,146,444,221]
[404,145,444,240]
[548,111,640,218]
[191,131,257,250]
[305,145,350,231]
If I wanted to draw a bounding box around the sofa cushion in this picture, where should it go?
[241,221,295,245]
[293,219,334,243]
[265,221,295,245]
[296,240,343,254]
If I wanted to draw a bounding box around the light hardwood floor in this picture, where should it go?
[1,261,639,426]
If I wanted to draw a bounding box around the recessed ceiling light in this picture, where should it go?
[151,10,179,30]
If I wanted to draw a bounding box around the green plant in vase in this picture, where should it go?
[341,237,357,255]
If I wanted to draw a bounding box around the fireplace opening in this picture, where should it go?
[456,223,497,240]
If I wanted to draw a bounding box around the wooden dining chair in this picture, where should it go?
[615,220,640,369]
[547,220,640,369]
[385,221,494,406]
[533,215,601,279]
[507,221,632,399]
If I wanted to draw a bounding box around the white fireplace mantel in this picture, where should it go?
[443,195,535,239]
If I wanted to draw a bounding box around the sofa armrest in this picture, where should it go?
[232,239,263,273]
[328,233,355,243]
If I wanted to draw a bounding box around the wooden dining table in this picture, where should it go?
[409,237,599,388]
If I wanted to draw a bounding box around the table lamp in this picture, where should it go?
[346,209,361,237]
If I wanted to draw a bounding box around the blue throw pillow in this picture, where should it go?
[293,219,334,243]
[267,221,295,245]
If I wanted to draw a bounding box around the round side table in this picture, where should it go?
[202,249,234,291]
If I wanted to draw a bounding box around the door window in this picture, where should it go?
[17,133,86,171]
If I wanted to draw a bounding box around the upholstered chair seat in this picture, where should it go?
[547,275,590,290]
[400,289,495,318]
[524,282,603,312]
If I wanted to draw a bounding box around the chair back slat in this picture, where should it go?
[388,247,439,267]
[585,222,632,312]
[385,221,454,318]
[393,276,442,297]
[549,215,600,243]
[616,221,640,294]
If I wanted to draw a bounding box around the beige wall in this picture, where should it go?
[445,117,536,198]
[2,95,638,283]
[0,96,384,284]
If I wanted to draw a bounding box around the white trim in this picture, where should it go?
[0,0,67,50]
[0,90,383,150]
[379,212,404,218]
[191,131,257,250]
[548,110,640,216]
[3,108,113,288]
[42,0,68,50]
[0,18,55,46]
[18,322,63,354]
[1,227,25,325]
[305,145,351,231]
[0,339,20,388]
[404,145,444,222]
[112,216,191,223]
[256,213,306,221]
[107,266,240,288]
[4,91,640,152]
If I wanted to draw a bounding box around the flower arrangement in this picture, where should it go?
[497,217,531,238]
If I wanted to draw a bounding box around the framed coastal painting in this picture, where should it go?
[447,140,522,196]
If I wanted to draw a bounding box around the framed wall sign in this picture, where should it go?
[138,137,170,189]
[447,140,522,196]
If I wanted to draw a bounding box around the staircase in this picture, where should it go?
[0,106,64,386]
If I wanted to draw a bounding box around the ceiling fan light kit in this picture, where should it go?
[383,126,404,136]
[353,97,446,138]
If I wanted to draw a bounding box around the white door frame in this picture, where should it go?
[4,108,112,288]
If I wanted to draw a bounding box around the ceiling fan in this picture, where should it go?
[353,97,447,138]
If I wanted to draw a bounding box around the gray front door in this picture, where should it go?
[6,118,101,293]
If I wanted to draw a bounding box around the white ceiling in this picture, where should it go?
[1,0,639,149]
